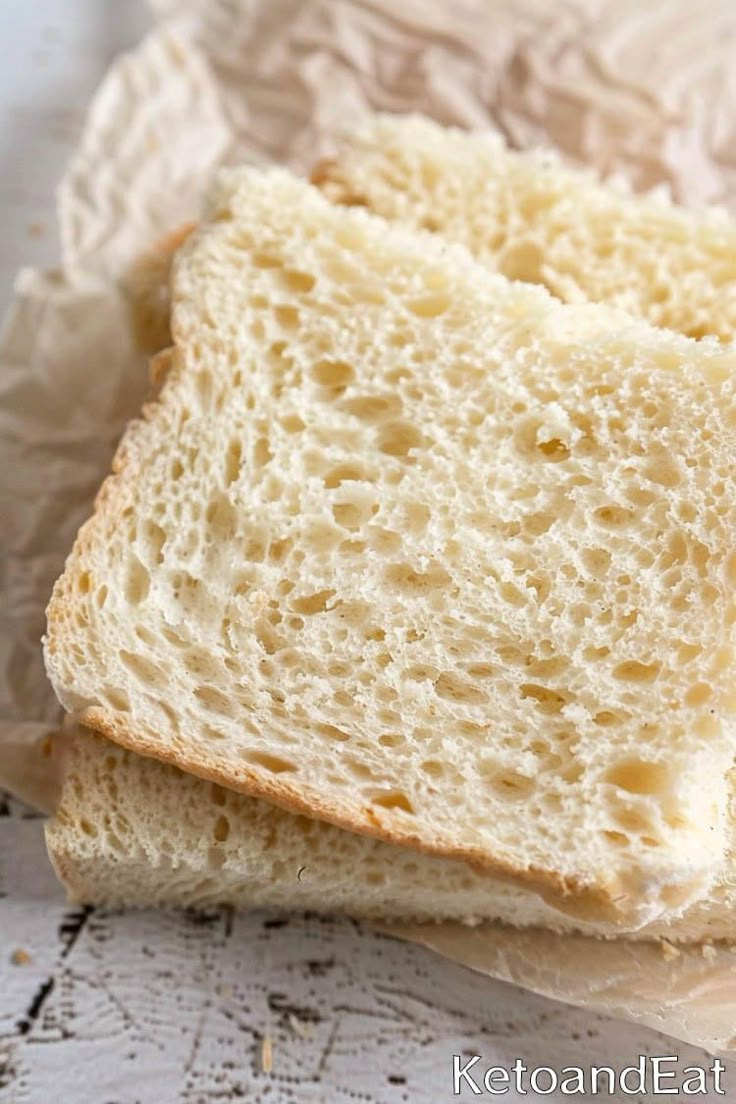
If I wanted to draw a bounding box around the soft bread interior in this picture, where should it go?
[315,114,736,342]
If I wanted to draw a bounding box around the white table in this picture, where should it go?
[0,4,729,1101]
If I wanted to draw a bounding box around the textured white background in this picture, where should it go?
[0,3,732,1101]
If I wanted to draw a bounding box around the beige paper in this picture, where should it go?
[384,922,736,1056]
[3,0,736,1057]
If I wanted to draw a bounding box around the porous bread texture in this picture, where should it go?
[46,730,736,942]
[314,114,736,342]
[45,167,736,928]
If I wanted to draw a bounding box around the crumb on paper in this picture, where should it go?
[26,221,46,239]
[11,949,31,966]
[214,982,232,998]
[288,1012,315,1040]
[261,1034,273,1074]
[659,939,680,961]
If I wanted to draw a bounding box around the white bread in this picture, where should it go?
[44,167,736,929]
[315,114,736,342]
[46,729,736,941]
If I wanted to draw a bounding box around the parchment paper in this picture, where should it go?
[3,0,736,1057]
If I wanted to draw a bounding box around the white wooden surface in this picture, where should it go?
[0,4,732,1101]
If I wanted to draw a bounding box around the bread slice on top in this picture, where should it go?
[44,167,736,928]
[315,114,736,342]
[46,728,736,941]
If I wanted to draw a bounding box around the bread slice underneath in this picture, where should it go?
[46,729,736,941]
[314,114,736,342]
[44,167,736,927]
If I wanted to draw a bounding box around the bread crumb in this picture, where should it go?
[659,939,680,961]
[288,1012,314,1039]
[11,949,31,965]
[261,1034,273,1073]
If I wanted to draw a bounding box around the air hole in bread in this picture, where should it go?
[613,660,660,682]
[253,437,272,469]
[640,835,662,848]
[332,502,369,529]
[582,548,611,577]
[384,562,450,592]
[370,790,414,813]
[377,421,423,457]
[317,723,351,743]
[312,359,354,388]
[323,462,373,488]
[279,269,316,294]
[124,556,150,605]
[241,751,297,774]
[378,732,405,748]
[602,830,629,846]
[274,305,299,331]
[344,394,400,421]
[606,759,670,796]
[593,710,621,727]
[537,438,570,462]
[593,505,634,529]
[489,772,535,801]
[193,686,235,716]
[519,683,568,714]
[290,589,336,615]
[118,650,163,688]
[407,293,450,318]
[210,783,227,807]
[434,672,488,705]
[254,619,283,655]
[685,682,712,706]
[104,688,130,712]
[282,414,305,433]
[252,251,280,269]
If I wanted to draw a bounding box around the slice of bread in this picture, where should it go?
[44,167,736,928]
[314,114,736,342]
[46,729,736,941]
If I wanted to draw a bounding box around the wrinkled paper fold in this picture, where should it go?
[2,0,736,1057]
